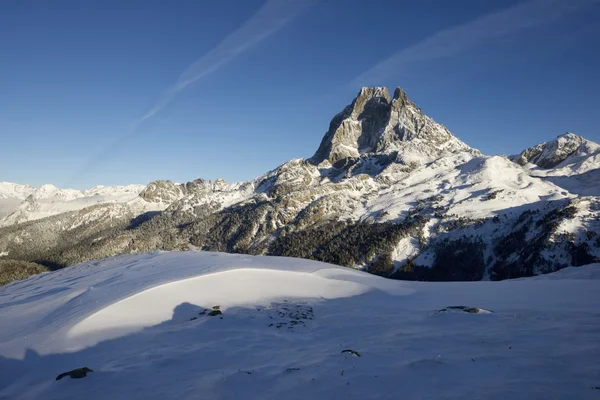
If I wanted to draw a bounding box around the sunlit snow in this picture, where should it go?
[1,251,598,399]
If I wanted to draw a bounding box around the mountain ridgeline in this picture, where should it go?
[1,86,599,285]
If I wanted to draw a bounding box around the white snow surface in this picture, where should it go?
[362,153,570,223]
[0,182,144,202]
[0,251,599,399]
[0,182,146,227]
[513,133,600,196]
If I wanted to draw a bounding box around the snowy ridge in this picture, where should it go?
[0,182,36,200]
[0,251,599,399]
[0,182,145,201]
[138,178,255,216]
[512,132,600,170]
[512,133,600,196]
[0,183,145,227]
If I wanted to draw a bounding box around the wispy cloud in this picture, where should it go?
[134,0,314,128]
[70,0,313,185]
[350,0,600,86]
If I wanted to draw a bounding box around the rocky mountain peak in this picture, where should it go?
[21,195,40,211]
[349,87,390,117]
[139,180,185,204]
[35,184,60,198]
[512,132,600,169]
[558,132,581,141]
[310,86,475,166]
[391,87,416,110]
[185,179,208,193]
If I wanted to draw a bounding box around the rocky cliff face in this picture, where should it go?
[311,87,477,166]
[0,87,598,284]
[139,181,186,204]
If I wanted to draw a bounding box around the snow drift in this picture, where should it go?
[0,251,599,399]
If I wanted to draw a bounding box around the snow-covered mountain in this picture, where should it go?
[511,133,600,196]
[0,87,598,283]
[1,251,599,399]
[0,183,49,218]
[512,132,600,170]
[0,182,134,203]
[0,183,146,226]
[310,87,478,166]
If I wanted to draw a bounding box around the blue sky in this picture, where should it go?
[1,0,599,188]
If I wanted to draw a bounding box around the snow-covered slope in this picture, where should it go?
[512,133,600,196]
[0,251,598,399]
[0,183,146,227]
[0,183,39,218]
[0,182,141,202]
[361,154,569,222]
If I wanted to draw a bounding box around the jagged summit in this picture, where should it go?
[512,132,600,169]
[310,86,475,166]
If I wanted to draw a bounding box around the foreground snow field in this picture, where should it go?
[0,251,599,399]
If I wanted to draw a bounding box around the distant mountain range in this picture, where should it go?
[1,86,598,284]
[0,183,145,224]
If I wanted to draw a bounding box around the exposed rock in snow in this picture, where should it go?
[138,180,186,204]
[310,86,478,166]
[512,133,599,169]
[512,133,600,196]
